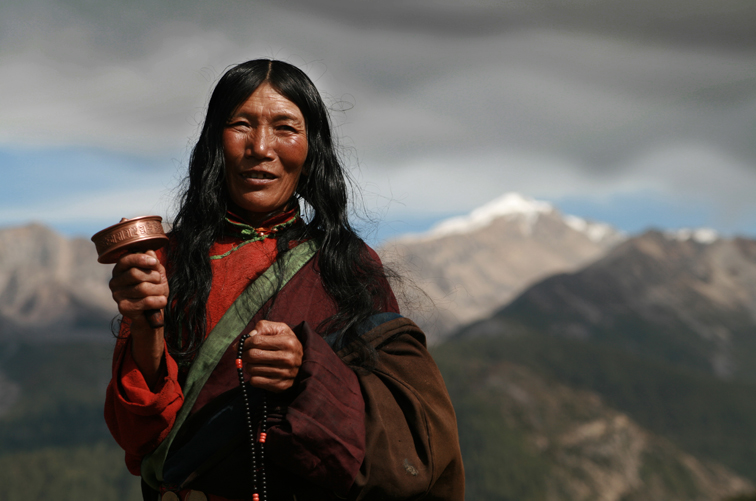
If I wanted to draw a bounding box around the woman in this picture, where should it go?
[105,59,464,501]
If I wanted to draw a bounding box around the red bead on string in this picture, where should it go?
[237,333,267,501]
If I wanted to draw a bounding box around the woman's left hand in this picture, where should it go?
[241,320,303,393]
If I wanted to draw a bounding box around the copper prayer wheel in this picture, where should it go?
[91,215,168,264]
[92,216,169,328]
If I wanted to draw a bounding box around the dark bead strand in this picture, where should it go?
[260,396,267,495]
[236,333,268,501]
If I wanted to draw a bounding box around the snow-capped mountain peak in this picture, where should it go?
[424,193,554,239]
[381,193,625,342]
[398,192,623,246]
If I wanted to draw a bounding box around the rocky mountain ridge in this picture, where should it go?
[473,230,756,382]
[380,193,626,342]
[0,223,115,339]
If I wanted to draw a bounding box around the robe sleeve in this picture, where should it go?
[265,321,366,498]
[343,318,465,501]
[104,317,185,475]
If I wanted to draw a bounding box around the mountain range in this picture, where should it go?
[379,192,625,343]
[0,193,625,344]
[1,195,756,500]
[470,229,756,382]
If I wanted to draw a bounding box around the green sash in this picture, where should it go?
[141,240,319,490]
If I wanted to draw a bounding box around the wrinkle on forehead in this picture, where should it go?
[231,83,305,126]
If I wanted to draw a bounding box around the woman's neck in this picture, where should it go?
[227,201,295,228]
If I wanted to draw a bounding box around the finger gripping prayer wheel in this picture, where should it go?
[91,216,169,328]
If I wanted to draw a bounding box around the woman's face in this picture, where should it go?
[222,82,308,224]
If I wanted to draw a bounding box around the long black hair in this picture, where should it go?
[165,59,394,367]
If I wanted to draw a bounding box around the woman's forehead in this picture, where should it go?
[233,83,304,120]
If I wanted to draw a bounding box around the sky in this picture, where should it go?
[1,0,755,245]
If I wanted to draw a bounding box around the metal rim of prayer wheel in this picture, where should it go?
[91,215,169,264]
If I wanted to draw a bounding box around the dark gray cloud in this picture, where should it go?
[271,0,756,48]
[1,0,755,236]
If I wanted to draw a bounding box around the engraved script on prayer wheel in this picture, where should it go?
[91,216,169,328]
[91,215,168,264]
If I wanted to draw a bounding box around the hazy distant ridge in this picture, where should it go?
[0,224,115,339]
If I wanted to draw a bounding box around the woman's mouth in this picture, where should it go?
[242,171,276,180]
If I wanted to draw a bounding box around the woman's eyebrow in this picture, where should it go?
[270,112,303,122]
[227,111,302,123]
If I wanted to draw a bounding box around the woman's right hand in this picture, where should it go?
[109,250,169,324]
[109,250,169,389]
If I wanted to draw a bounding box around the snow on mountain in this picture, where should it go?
[665,228,720,244]
[425,193,553,239]
[563,215,624,245]
[399,192,625,246]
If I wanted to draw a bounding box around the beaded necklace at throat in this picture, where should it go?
[236,333,268,501]
[227,207,301,241]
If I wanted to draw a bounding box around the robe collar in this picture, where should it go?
[224,205,301,241]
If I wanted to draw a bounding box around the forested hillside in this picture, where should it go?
[0,339,141,500]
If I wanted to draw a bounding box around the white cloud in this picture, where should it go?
[0,185,176,227]
[358,143,756,229]
[357,150,594,217]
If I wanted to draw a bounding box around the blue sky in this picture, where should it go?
[2,1,755,244]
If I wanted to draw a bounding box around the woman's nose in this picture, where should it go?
[246,127,273,158]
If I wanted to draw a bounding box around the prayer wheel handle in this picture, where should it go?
[91,216,169,328]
